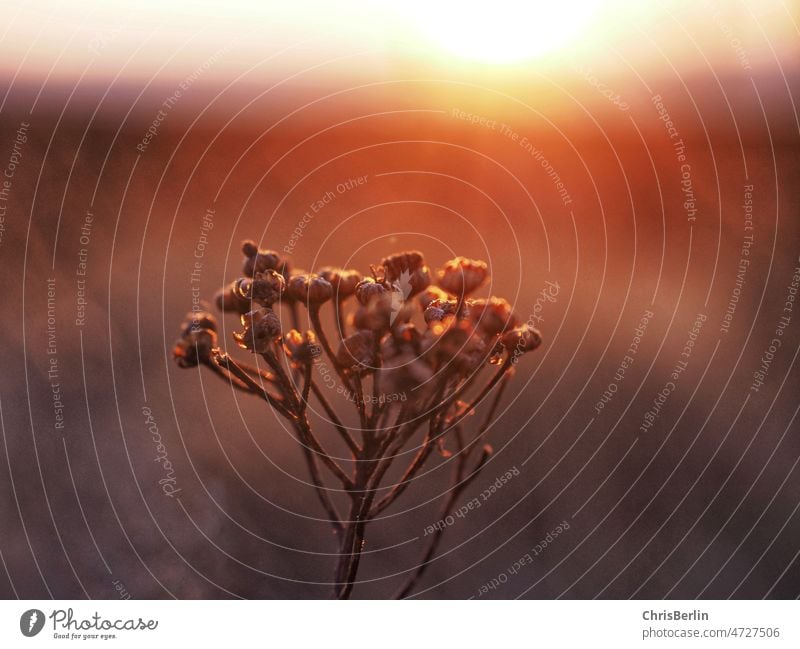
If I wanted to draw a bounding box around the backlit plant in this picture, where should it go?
[174,242,541,598]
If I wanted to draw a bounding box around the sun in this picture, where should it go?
[408,0,603,63]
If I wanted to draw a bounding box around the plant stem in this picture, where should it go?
[309,306,349,386]
[310,381,360,456]
[295,416,353,490]
[295,430,343,536]
[370,415,442,518]
[300,360,313,416]
[260,347,301,412]
[332,406,414,598]
[211,353,294,420]
[336,301,347,341]
[289,300,301,332]
[395,444,491,599]
[447,356,513,429]
[351,374,369,432]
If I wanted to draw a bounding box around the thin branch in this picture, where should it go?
[289,300,301,332]
[300,360,313,416]
[447,356,513,429]
[212,353,294,420]
[351,374,369,432]
[334,495,363,596]
[294,430,343,535]
[370,414,442,518]
[334,355,500,597]
[333,405,414,598]
[214,353,346,532]
[369,336,382,426]
[395,444,492,599]
[295,416,354,490]
[336,301,347,342]
[395,366,512,598]
[259,347,301,412]
[310,381,360,456]
[464,367,512,461]
[309,305,351,389]
[229,359,278,385]
[337,505,367,599]
[204,358,252,392]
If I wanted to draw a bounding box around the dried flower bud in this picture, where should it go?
[173,328,217,368]
[338,270,363,297]
[502,326,542,355]
[353,289,413,333]
[437,257,489,297]
[215,281,251,314]
[418,286,450,310]
[236,270,285,307]
[383,251,431,298]
[241,240,259,257]
[234,307,282,353]
[319,267,363,300]
[241,240,283,277]
[337,330,377,375]
[354,277,388,306]
[424,308,447,326]
[469,297,518,337]
[383,251,424,279]
[424,298,458,324]
[286,273,333,305]
[283,329,319,363]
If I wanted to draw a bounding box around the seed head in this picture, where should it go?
[469,297,518,337]
[236,269,285,307]
[215,281,251,314]
[337,330,377,375]
[241,240,284,278]
[234,307,282,353]
[318,267,363,300]
[502,325,542,355]
[383,251,424,279]
[418,286,450,310]
[174,312,218,368]
[424,298,458,325]
[382,251,431,298]
[173,329,217,368]
[283,329,320,363]
[354,277,388,306]
[437,257,489,298]
[286,273,333,305]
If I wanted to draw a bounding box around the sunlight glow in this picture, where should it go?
[407,0,604,63]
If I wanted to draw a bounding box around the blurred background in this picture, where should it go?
[0,0,799,599]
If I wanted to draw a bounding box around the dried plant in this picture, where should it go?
[174,243,541,599]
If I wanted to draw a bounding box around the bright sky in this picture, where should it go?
[1,0,797,82]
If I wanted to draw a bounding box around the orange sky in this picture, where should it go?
[1,0,797,87]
